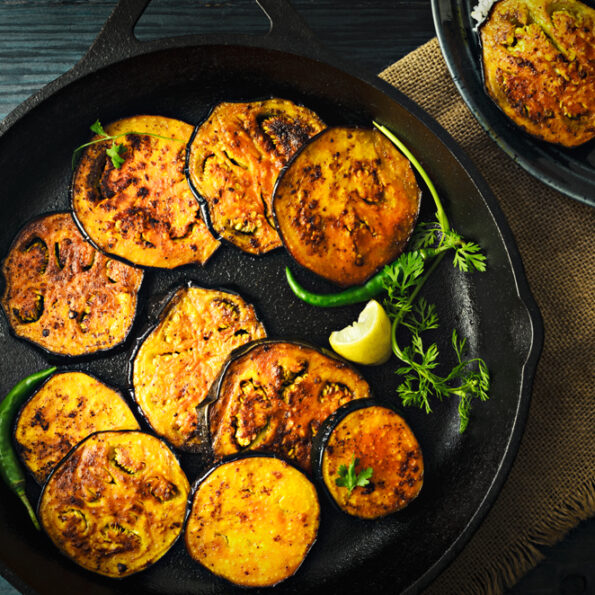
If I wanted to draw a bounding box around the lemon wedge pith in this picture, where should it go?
[329,300,392,366]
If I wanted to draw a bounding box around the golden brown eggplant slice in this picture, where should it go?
[1,213,143,357]
[14,371,140,484]
[208,340,371,472]
[480,0,595,147]
[186,99,326,255]
[273,127,421,287]
[315,402,423,519]
[38,430,190,578]
[72,115,219,268]
[132,285,266,451]
[185,455,319,587]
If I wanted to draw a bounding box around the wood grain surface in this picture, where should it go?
[0,2,592,594]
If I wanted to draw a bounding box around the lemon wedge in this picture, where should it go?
[329,300,392,365]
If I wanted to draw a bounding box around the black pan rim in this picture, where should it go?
[0,39,544,595]
[431,0,595,207]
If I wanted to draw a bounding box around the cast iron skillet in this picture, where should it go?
[432,0,595,207]
[0,1,542,593]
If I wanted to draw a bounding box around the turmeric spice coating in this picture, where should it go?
[185,456,319,587]
[321,405,423,519]
[14,372,140,484]
[132,286,266,451]
[273,127,421,287]
[39,431,190,578]
[72,115,219,268]
[209,341,371,472]
[186,99,326,255]
[1,213,143,356]
[480,0,595,147]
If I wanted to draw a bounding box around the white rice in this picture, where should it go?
[470,0,498,29]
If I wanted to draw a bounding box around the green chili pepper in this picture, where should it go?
[0,366,57,530]
[285,248,437,308]
[285,266,386,307]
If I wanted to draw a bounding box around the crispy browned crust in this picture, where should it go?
[321,406,423,519]
[132,286,266,451]
[273,127,421,287]
[14,372,140,484]
[185,456,319,587]
[72,115,219,268]
[39,431,190,578]
[481,0,595,147]
[209,341,371,472]
[186,99,326,255]
[1,213,143,356]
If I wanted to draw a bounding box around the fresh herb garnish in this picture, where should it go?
[335,456,373,496]
[373,122,489,432]
[72,119,182,170]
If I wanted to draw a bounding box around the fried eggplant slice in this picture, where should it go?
[185,455,319,587]
[1,213,143,356]
[273,127,421,287]
[186,99,326,255]
[14,372,140,484]
[480,0,595,147]
[317,403,423,519]
[38,430,189,578]
[209,340,371,472]
[72,115,219,268]
[132,286,266,451]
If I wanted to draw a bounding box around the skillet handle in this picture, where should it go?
[72,0,338,76]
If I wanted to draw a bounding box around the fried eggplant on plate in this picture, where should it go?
[186,99,326,255]
[480,0,595,147]
[72,115,219,268]
[1,212,143,357]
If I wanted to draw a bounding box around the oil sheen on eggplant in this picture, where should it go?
[186,99,326,255]
[0,212,143,356]
[38,430,190,578]
[14,372,140,484]
[317,403,423,519]
[480,0,595,147]
[273,127,421,286]
[208,340,371,472]
[132,285,266,451]
[72,115,220,268]
[185,455,319,588]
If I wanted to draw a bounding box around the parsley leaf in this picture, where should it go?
[374,121,490,433]
[89,119,107,137]
[335,456,373,495]
[106,142,126,169]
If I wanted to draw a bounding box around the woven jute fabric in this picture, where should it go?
[380,38,594,594]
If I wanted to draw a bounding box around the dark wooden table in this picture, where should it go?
[0,1,592,593]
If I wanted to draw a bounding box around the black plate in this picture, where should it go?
[0,1,542,593]
[432,0,595,207]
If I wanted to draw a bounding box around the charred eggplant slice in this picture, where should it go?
[208,340,371,472]
[72,115,219,268]
[313,401,423,519]
[14,372,140,484]
[185,455,319,587]
[273,127,421,287]
[186,99,326,255]
[480,0,595,147]
[132,285,266,451]
[1,212,143,357]
[39,430,189,578]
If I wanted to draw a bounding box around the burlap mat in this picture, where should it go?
[379,39,594,594]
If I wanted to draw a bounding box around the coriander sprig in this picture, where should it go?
[374,121,490,432]
[335,456,373,496]
[72,119,182,170]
